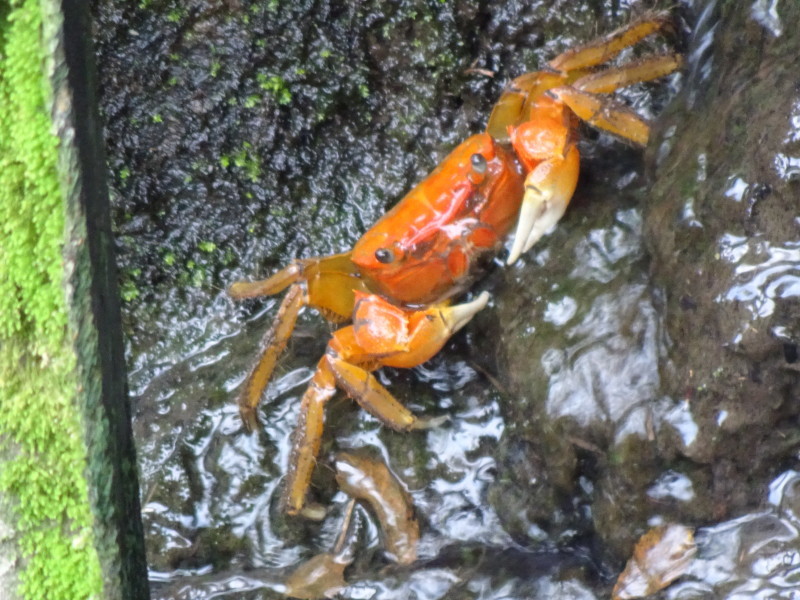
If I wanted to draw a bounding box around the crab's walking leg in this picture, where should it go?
[283,358,337,518]
[571,54,683,95]
[229,261,305,299]
[282,292,490,516]
[549,53,683,147]
[230,252,367,432]
[487,71,567,142]
[543,15,682,148]
[230,252,362,318]
[548,12,673,72]
[554,87,654,145]
[329,357,418,431]
[237,284,305,432]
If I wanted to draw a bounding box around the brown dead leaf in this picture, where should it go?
[284,553,348,600]
[612,523,696,600]
[335,451,419,565]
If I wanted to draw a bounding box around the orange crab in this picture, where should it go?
[230,13,681,517]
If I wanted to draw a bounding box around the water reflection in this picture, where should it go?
[542,284,661,433]
[774,153,800,181]
[152,464,800,600]
[723,176,748,202]
[717,237,800,324]
[670,471,800,598]
[750,0,783,37]
[647,471,696,503]
[658,400,699,450]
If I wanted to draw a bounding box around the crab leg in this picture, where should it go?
[548,12,673,72]
[229,261,305,299]
[487,12,675,140]
[551,88,653,146]
[230,251,363,319]
[486,71,567,142]
[547,54,683,147]
[283,357,337,518]
[237,284,305,432]
[328,357,419,430]
[571,54,683,94]
[231,252,368,431]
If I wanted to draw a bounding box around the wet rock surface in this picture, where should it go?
[645,0,800,511]
[92,0,800,597]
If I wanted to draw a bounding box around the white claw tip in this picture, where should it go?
[474,290,491,309]
[446,291,491,333]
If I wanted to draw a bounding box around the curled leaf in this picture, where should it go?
[613,523,696,600]
[284,552,348,600]
[335,451,419,565]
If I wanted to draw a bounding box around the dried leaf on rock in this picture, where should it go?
[612,523,696,600]
[284,552,349,600]
[335,451,419,565]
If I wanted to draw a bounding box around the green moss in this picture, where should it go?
[0,3,64,344]
[233,144,260,181]
[0,346,102,599]
[257,73,292,105]
[166,8,183,23]
[120,277,141,303]
[0,0,104,597]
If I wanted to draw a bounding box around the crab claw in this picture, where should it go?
[506,183,568,265]
[506,144,580,265]
[504,115,581,266]
[507,186,546,265]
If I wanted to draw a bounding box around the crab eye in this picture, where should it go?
[468,153,488,185]
[470,153,487,174]
[375,248,395,264]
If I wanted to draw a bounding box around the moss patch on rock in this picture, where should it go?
[0,0,104,597]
